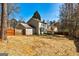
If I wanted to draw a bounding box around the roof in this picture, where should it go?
[21,23,33,29]
[16,23,33,29]
[32,11,41,20]
[27,18,41,23]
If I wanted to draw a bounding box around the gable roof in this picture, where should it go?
[32,11,41,20]
[21,23,32,28]
[16,23,33,29]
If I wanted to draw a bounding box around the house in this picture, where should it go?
[16,23,33,35]
[27,11,48,35]
[7,18,17,29]
[47,22,59,34]
[39,21,48,34]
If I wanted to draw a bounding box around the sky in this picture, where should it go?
[12,3,62,22]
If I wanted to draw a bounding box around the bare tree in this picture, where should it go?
[1,3,7,40]
[59,3,79,37]
[59,3,74,34]
[72,4,79,37]
[7,3,20,28]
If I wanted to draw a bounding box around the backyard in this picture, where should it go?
[0,35,79,56]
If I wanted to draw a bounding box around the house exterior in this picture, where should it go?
[7,19,17,29]
[16,23,33,35]
[27,11,48,35]
[27,18,48,35]
[39,22,48,34]
[47,22,59,34]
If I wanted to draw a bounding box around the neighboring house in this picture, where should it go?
[16,23,33,35]
[27,11,48,35]
[7,19,17,29]
[47,22,59,34]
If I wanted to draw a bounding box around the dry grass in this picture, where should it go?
[0,35,78,56]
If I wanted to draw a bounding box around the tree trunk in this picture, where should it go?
[1,3,7,40]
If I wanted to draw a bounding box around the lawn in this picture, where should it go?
[0,35,78,56]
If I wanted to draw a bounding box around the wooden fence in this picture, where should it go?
[0,28,15,36]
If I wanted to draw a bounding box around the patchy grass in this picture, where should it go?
[0,35,78,56]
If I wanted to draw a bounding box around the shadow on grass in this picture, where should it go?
[66,35,79,53]
[0,53,8,56]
